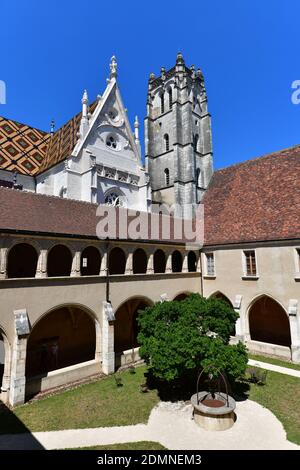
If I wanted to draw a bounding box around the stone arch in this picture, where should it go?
[26,304,98,379]
[47,244,73,277]
[248,295,291,347]
[132,248,147,274]
[173,292,192,301]
[114,296,153,355]
[7,242,38,278]
[81,246,101,276]
[172,250,182,272]
[109,247,126,275]
[154,249,166,273]
[188,251,197,272]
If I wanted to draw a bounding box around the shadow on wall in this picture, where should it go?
[0,401,44,449]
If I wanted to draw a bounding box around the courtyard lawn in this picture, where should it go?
[248,370,300,445]
[248,353,300,371]
[0,366,159,434]
[69,441,166,450]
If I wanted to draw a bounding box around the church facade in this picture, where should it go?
[0,54,299,406]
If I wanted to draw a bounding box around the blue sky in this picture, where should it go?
[1,0,299,169]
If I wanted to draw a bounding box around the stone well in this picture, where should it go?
[191,391,236,431]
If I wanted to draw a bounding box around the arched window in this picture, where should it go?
[133,248,147,274]
[154,249,166,273]
[81,246,101,276]
[193,134,199,152]
[109,247,126,275]
[168,88,173,110]
[188,251,197,272]
[172,250,183,273]
[164,134,169,152]
[160,94,164,114]
[7,243,38,278]
[164,168,170,186]
[47,245,72,277]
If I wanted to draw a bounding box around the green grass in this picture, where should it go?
[68,441,166,450]
[0,366,159,434]
[248,370,300,445]
[249,353,300,371]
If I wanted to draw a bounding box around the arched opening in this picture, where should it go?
[0,331,4,391]
[211,292,236,335]
[193,134,199,152]
[133,248,147,274]
[7,243,38,278]
[188,251,197,272]
[26,306,96,378]
[114,298,152,354]
[154,249,166,273]
[160,93,164,114]
[164,134,169,152]
[172,250,182,272]
[109,247,126,275]
[47,244,72,277]
[174,292,190,301]
[164,168,170,186]
[196,168,202,187]
[81,246,101,276]
[249,296,291,347]
[168,88,173,110]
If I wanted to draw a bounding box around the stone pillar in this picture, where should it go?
[165,253,172,273]
[71,251,81,277]
[233,295,244,340]
[35,249,48,278]
[147,253,154,274]
[0,336,11,403]
[288,299,300,363]
[100,251,108,276]
[125,250,133,275]
[95,321,102,363]
[9,309,30,406]
[182,252,189,273]
[102,301,115,374]
[0,247,8,279]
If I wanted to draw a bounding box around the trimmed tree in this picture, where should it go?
[137,293,248,383]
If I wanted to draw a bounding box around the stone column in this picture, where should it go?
[35,249,48,278]
[0,337,11,403]
[147,253,154,274]
[165,253,172,273]
[0,247,8,279]
[9,309,30,406]
[9,335,28,406]
[100,251,108,276]
[125,249,133,275]
[102,301,115,374]
[233,295,244,340]
[71,251,81,277]
[182,252,189,273]
[288,299,300,363]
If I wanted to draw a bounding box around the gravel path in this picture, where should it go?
[0,399,298,450]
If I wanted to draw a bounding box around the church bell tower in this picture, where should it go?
[145,53,213,215]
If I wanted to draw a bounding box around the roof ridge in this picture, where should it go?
[0,114,50,135]
[215,143,300,173]
[0,186,99,207]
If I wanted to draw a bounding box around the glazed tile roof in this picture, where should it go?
[0,100,98,176]
[203,145,300,245]
[0,116,50,175]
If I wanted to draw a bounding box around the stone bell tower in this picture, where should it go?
[145,53,213,215]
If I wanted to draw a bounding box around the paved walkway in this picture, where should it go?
[248,359,300,378]
[0,399,299,450]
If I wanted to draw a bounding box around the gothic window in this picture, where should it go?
[168,88,173,110]
[164,168,170,186]
[164,134,169,152]
[160,94,165,114]
[104,192,126,207]
[106,134,117,150]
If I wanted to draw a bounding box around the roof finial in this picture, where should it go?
[134,115,139,142]
[176,52,185,64]
[80,89,89,138]
[50,119,55,135]
[109,55,118,80]
[81,89,88,117]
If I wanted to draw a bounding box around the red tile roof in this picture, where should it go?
[203,145,300,245]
